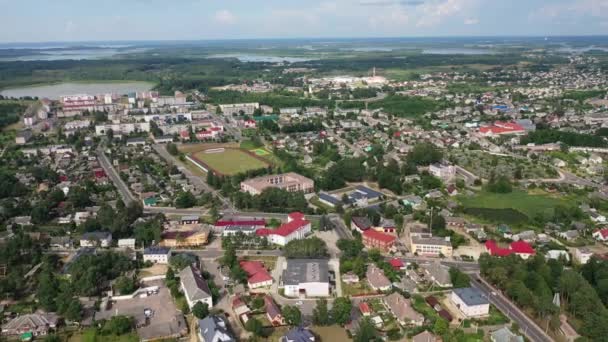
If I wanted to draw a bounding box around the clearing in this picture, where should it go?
[190,148,269,176]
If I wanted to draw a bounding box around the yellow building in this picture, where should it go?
[410,236,453,257]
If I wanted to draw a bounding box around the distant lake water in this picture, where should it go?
[0,82,155,99]
[0,47,149,61]
[206,54,316,63]
[422,48,495,55]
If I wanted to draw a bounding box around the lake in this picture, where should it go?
[0,47,150,62]
[206,54,316,63]
[422,48,495,55]
[0,82,155,99]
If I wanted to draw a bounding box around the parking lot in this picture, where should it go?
[95,280,187,341]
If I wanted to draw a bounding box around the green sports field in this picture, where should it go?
[191,148,269,176]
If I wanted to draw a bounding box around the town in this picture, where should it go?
[1,32,608,342]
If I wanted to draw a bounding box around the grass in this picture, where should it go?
[251,148,271,156]
[458,190,569,221]
[240,139,263,150]
[240,255,278,270]
[311,325,350,341]
[191,148,268,175]
[69,329,139,342]
[341,281,374,296]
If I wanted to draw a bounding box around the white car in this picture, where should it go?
[296,301,303,305]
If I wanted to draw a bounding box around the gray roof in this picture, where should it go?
[144,246,170,255]
[283,327,315,342]
[179,266,212,303]
[198,316,234,342]
[412,236,451,246]
[491,327,524,342]
[2,313,59,333]
[422,262,452,286]
[452,287,489,306]
[282,259,329,286]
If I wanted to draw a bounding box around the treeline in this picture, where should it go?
[281,120,323,134]
[231,187,309,213]
[0,102,25,129]
[521,129,607,147]
[480,254,608,341]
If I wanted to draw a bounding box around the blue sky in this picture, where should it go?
[1,0,608,42]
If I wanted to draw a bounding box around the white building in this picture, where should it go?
[219,103,259,115]
[282,259,330,298]
[429,163,456,182]
[80,232,112,248]
[450,287,489,318]
[143,247,172,264]
[179,265,213,309]
[256,212,311,246]
[573,247,594,265]
[117,238,136,249]
[94,122,151,136]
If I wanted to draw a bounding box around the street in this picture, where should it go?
[97,147,136,205]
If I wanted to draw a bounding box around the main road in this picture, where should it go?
[97,147,137,205]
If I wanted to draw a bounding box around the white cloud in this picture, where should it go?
[214,10,236,24]
[464,18,478,25]
[415,0,476,27]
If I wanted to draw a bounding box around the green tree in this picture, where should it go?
[331,297,352,325]
[114,276,137,295]
[282,305,302,326]
[175,191,197,208]
[354,317,379,342]
[101,316,133,335]
[312,298,331,326]
[245,318,265,337]
[166,143,179,156]
[192,302,209,319]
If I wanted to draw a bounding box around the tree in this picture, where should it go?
[192,302,209,319]
[407,143,443,166]
[114,276,137,295]
[64,299,83,322]
[245,318,265,337]
[101,316,133,335]
[331,297,352,325]
[282,305,302,326]
[284,237,329,259]
[175,191,197,208]
[354,317,379,342]
[449,267,471,288]
[312,298,331,326]
[166,143,179,156]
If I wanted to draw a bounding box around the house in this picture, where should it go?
[383,292,424,326]
[412,331,440,342]
[264,295,285,326]
[573,247,594,265]
[281,327,316,342]
[181,215,200,225]
[445,216,465,228]
[402,195,423,209]
[351,216,372,232]
[374,218,397,234]
[143,246,172,264]
[282,259,330,298]
[593,228,608,242]
[359,302,372,316]
[232,296,251,321]
[80,231,112,248]
[429,163,456,182]
[15,130,33,145]
[256,212,311,246]
[179,265,213,309]
[214,218,266,233]
[341,272,360,284]
[485,240,535,259]
[389,258,405,271]
[49,236,72,250]
[239,260,273,289]
[153,135,174,144]
[160,229,209,247]
[197,315,235,342]
[1,312,59,337]
[394,276,418,294]
[117,238,136,249]
[411,237,453,257]
[366,264,392,291]
[421,262,453,287]
[490,327,524,342]
[362,229,396,252]
[512,230,536,243]
[590,211,607,223]
[546,250,570,261]
[450,287,490,318]
[559,314,580,342]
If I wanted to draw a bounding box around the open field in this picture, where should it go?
[178,142,239,154]
[190,148,269,176]
[458,190,572,224]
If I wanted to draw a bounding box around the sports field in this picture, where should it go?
[190,148,269,176]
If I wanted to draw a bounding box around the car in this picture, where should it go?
[296,301,303,305]
[491,291,497,296]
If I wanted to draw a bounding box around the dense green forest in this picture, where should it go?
[0,101,26,128]
[521,129,607,147]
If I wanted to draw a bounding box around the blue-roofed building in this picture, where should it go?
[197,315,235,342]
[281,327,316,342]
[355,185,384,200]
[450,287,489,318]
[317,192,341,207]
[347,186,383,207]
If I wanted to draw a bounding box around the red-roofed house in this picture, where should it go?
[239,260,273,289]
[179,130,191,141]
[363,229,397,252]
[214,218,266,233]
[389,258,405,271]
[255,212,311,246]
[485,240,535,259]
[264,295,285,326]
[359,302,372,316]
[244,120,256,129]
[593,229,608,242]
[479,121,525,137]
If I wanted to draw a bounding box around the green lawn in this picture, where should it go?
[191,148,268,175]
[458,190,569,220]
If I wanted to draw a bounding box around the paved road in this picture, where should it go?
[329,214,352,240]
[97,147,136,205]
[470,274,553,342]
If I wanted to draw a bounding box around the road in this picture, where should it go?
[97,147,136,205]
[326,129,366,156]
[152,144,235,211]
[329,214,352,240]
[470,274,553,342]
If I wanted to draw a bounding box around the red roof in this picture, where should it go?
[363,229,397,244]
[239,260,273,285]
[255,228,272,236]
[162,230,198,239]
[180,130,190,138]
[479,121,525,135]
[596,229,608,239]
[485,240,535,257]
[389,258,404,269]
[273,218,310,237]
[215,219,266,227]
[359,302,371,313]
[288,212,305,221]
[510,240,535,255]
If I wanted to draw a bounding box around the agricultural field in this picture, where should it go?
[458,190,573,226]
[190,147,269,176]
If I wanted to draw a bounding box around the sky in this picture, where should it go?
[1,0,608,42]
